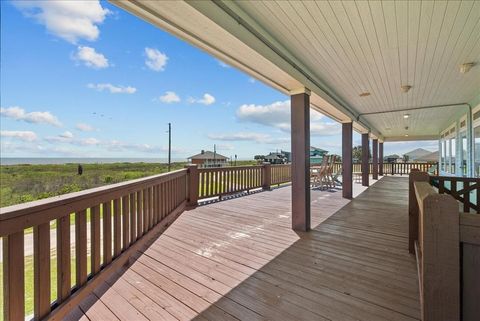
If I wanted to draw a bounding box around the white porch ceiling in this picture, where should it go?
[113,0,480,141]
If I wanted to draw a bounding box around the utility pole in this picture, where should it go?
[235,154,237,166]
[168,123,171,172]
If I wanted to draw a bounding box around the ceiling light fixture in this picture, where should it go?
[405,134,409,137]
[359,92,370,97]
[460,62,475,74]
[403,114,410,119]
[401,85,412,93]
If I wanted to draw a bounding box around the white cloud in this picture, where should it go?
[13,0,110,43]
[235,100,339,136]
[216,144,234,151]
[74,46,109,69]
[60,131,74,139]
[87,83,136,94]
[1,130,37,142]
[158,91,180,103]
[145,47,168,71]
[188,93,216,105]
[80,137,100,146]
[208,132,289,145]
[76,123,95,132]
[0,106,62,127]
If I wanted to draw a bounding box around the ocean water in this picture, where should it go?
[0,158,187,165]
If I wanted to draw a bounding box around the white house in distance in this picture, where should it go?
[188,150,229,168]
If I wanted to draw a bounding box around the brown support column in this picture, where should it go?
[361,133,369,186]
[342,122,353,199]
[379,142,384,176]
[291,91,310,232]
[372,139,378,180]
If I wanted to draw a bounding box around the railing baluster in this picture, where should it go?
[136,190,142,238]
[34,222,51,319]
[122,196,130,250]
[142,188,148,233]
[3,231,25,321]
[91,205,101,274]
[130,193,136,243]
[75,209,88,287]
[57,215,71,303]
[464,181,470,213]
[113,199,121,257]
[103,201,112,265]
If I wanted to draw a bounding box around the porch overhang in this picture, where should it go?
[112,0,480,142]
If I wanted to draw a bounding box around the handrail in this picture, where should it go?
[1,169,189,321]
[0,169,188,235]
[429,175,480,213]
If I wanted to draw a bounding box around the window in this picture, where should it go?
[441,140,446,171]
[461,133,467,176]
[446,139,451,173]
[475,125,480,177]
[451,138,455,174]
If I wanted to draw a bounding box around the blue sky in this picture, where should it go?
[0,1,437,160]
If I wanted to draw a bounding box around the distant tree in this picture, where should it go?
[403,154,410,162]
[254,155,265,160]
[352,145,371,162]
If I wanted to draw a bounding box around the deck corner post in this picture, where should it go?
[379,142,384,176]
[262,162,272,191]
[420,193,460,321]
[408,171,429,254]
[372,139,378,180]
[361,133,370,186]
[185,164,199,208]
[3,231,25,321]
[342,122,353,199]
[290,89,311,232]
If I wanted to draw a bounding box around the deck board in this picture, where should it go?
[72,176,420,321]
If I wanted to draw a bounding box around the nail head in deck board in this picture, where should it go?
[290,92,311,232]
[34,222,51,319]
[3,231,25,321]
[342,122,353,199]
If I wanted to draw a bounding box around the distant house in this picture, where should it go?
[188,150,229,168]
[403,148,432,161]
[384,154,402,163]
[310,146,329,164]
[257,150,290,164]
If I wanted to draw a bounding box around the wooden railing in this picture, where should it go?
[1,169,189,321]
[430,176,479,213]
[270,164,291,185]
[332,162,438,176]
[409,171,480,321]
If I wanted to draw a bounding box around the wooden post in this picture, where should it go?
[408,171,430,254]
[379,142,384,175]
[34,223,51,319]
[262,162,272,190]
[342,122,353,199]
[291,91,311,232]
[372,139,378,180]
[3,231,24,321]
[415,182,460,321]
[185,164,199,208]
[361,133,369,187]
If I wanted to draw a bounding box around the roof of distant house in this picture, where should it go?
[385,154,401,159]
[188,150,228,160]
[404,148,432,160]
[310,146,328,153]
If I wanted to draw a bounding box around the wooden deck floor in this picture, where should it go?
[69,176,420,321]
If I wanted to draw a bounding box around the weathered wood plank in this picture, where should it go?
[34,222,51,319]
[3,231,25,321]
